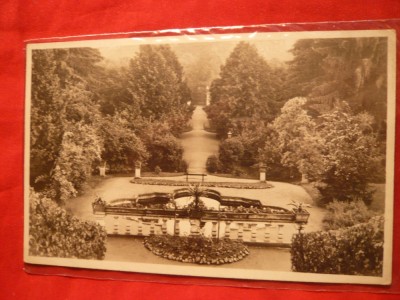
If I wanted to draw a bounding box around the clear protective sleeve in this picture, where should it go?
[24,19,400,294]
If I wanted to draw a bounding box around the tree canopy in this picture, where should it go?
[207,37,387,204]
[30,44,192,203]
[205,42,285,138]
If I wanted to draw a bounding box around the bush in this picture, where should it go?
[218,138,244,172]
[146,133,184,172]
[144,235,249,265]
[29,189,107,259]
[316,168,375,206]
[323,199,376,230]
[206,155,220,173]
[154,166,162,175]
[178,159,188,173]
[291,217,383,276]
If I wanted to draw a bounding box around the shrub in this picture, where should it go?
[218,138,244,172]
[146,133,184,172]
[206,155,220,173]
[291,217,383,276]
[323,199,376,230]
[178,159,188,173]
[29,189,107,259]
[154,166,162,175]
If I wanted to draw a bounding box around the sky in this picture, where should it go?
[98,37,297,68]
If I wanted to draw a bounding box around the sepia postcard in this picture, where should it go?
[24,29,396,285]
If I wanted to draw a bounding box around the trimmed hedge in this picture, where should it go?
[291,217,384,276]
[29,190,107,259]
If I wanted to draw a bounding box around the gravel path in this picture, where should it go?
[180,106,219,174]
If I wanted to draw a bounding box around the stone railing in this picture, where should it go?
[92,189,310,246]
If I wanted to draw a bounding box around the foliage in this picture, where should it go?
[270,97,324,181]
[29,190,107,259]
[144,235,249,265]
[30,50,64,188]
[99,116,148,173]
[287,37,388,124]
[218,137,244,172]
[30,49,104,202]
[184,49,221,105]
[322,199,376,230]
[30,44,192,201]
[127,44,192,136]
[154,166,162,175]
[291,217,383,276]
[144,130,184,172]
[50,123,103,203]
[316,104,380,204]
[206,42,285,138]
[206,155,220,173]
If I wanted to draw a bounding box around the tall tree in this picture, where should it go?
[270,97,324,181]
[287,37,388,125]
[127,44,192,135]
[30,48,104,202]
[30,50,65,188]
[317,103,380,204]
[206,42,285,138]
[123,44,192,171]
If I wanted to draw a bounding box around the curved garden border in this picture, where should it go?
[143,235,249,265]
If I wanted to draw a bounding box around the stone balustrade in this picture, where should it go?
[92,188,309,246]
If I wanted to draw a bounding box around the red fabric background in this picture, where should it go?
[1,1,399,299]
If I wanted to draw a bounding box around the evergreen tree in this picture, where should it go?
[206,42,283,138]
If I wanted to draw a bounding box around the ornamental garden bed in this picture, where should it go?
[130,178,273,189]
[143,235,249,265]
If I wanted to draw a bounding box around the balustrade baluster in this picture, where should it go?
[224,221,231,239]
[150,220,155,235]
[211,221,218,238]
[137,220,143,236]
[250,224,257,242]
[174,219,180,236]
[277,224,284,243]
[162,218,168,235]
[237,223,244,241]
[264,223,271,243]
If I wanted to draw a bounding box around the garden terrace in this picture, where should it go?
[92,188,310,246]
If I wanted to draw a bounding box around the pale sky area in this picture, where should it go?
[98,38,297,68]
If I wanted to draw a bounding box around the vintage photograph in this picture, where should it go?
[24,29,396,284]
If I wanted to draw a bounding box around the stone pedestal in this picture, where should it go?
[135,162,141,178]
[259,163,266,182]
[259,171,266,182]
[94,212,106,227]
[99,166,106,177]
[301,173,309,183]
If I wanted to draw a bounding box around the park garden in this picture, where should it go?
[28,36,387,276]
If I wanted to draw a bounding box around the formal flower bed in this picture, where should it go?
[144,235,249,265]
[130,178,273,189]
